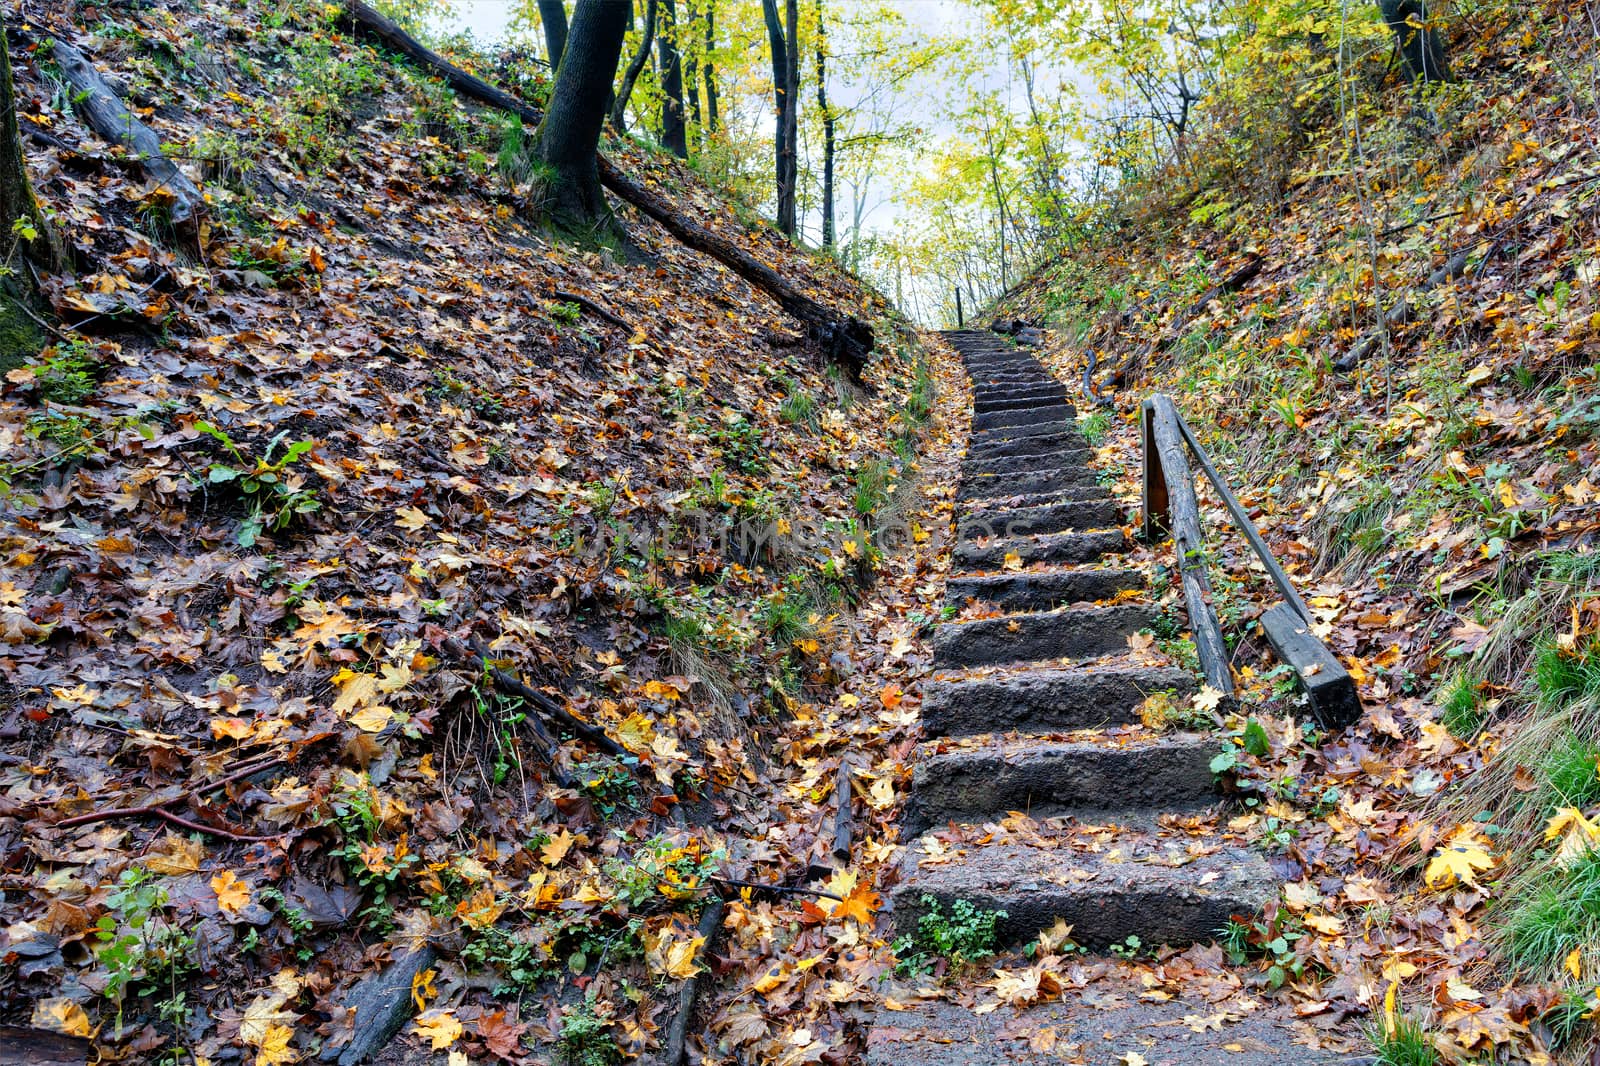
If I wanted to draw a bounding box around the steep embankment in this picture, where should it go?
[998,11,1600,1061]
[0,3,945,1062]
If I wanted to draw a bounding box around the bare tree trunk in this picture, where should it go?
[815,0,834,249]
[0,21,60,366]
[611,0,657,132]
[781,0,799,236]
[532,1,631,232]
[702,0,720,134]
[657,0,688,157]
[684,0,702,139]
[1380,0,1452,82]
[538,0,569,71]
[760,0,795,237]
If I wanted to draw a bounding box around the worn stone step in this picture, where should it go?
[972,393,1068,414]
[933,603,1152,669]
[966,433,1089,461]
[971,408,1074,434]
[959,468,1099,501]
[971,379,1055,392]
[889,828,1276,951]
[907,731,1217,832]
[923,663,1195,736]
[863,985,1348,1066]
[954,485,1111,514]
[961,450,1090,479]
[953,529,1127,570]
[944,568,1143,612]
[970,421,1091,446]
[959,498,1124,540]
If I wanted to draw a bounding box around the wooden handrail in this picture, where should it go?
[1141,396,1361,729]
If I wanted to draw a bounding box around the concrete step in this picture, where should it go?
[889,826,1277,951]
[953,530,1127,571]
[923,663,1196,736]
[944,568,1143,612]
[958,498,1125,540]
[959,467,1100,501]
[907,731,1218,831]
[932,604,1152,669]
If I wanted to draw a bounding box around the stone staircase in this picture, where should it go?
[867,331,1353,1064]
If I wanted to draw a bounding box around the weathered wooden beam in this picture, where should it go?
[1145,396,1232,695]
[1259,603,1361,729]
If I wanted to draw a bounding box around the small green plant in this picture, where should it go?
[327,772,415,931]
[576,754,637,818]
[548,300,583,327]
[852,458,894,518]
[780,382,818,426]
[93,866,196,1029]
[29,337,97,404]
[193,420,321,547]
[1078,410,1111,445]
[604,834,722,909]
[1436,673,1484,739]
[1542,985,1597,1050]
[557,992,618,1066]
[1368,1013,1439,1066]
[1220,909,1318,989]
[1108,934,1143,959]
[892,895,1005,976]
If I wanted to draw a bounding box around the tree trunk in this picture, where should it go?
[683,0,701,138]
[815,0,834,249]
[538,0,569,71]
[610,0,657,132]
[0,21,59,367]
[780,0,799,237]
[702,1,720,134]
[657,0,688,158]
[1380,0,1452,82]
[760,0,793,237]
[531,1,631,233]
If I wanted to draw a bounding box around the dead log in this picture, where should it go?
[51,38,204,240]
[339,0,873,382]
[664,900,726,1066]
[0,1028,88,1066]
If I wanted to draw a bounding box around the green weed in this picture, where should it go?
[557,993,618,1066]
[1541,732,1600,811]
[1534,638,1600,709]
[193,421,322,547]
[1368,1014,1439,1066]
[29,337,97,405]
[1437,674,1484,740]
[1503,847,1600,975]
[1078,410,1111,445]
[892,895,1005,976]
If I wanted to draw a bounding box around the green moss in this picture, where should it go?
[0,288,43,373]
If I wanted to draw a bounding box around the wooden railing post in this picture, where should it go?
[955,286,964,328]
[1141,399,1169,541]
[1145,396,1233,696]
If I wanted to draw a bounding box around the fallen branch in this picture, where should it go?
[664,900,725,1066]
[708,876,843,902]
[547,287,630,331]
[51,37,204,241]
[1335,247,1473,372]
[465,636,626,759]
[340,0,873,382]
[47,803,284,842]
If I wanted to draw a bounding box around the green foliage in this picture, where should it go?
[1220,910,1318,989]
[852,457,894,517]
[29,337,97,405]
[1077,410,1111,446]
[192,420,321,547]
[548,300,583,327]
[576,754,637,818]
[93,867,195,1029]
[1108,934,1143,959]
[892,895,1005,975]
[710,414,768,476]
[1542,985,1597,1050]
[779,379,819,427]
[603,835,722,910]
[557,993,618,1066]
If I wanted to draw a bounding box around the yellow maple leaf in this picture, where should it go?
[255,1023,298,1066]
[348,704,394,733]
[832,878,882,925]
[1002,551,1023,572]
[1545,806,1600,865]
[455,886,506,931]
[211,869,252,915]
[411,968,437,1012]
[1192,685,1225,713]
[412,1010,463,1050]
[394,506,432,531]
[31,997,92,1037]
[643,920,704,980]
[1423,827,1495,889]
[540,827,576,866]
[211,716,256,741]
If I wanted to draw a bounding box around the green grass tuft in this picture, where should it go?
[1534,638,1600,709]
[1542,731,1600,811]
[1504,847,1600,974]
[1437,673,1484,740]
[1369,1015,1438,1066]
